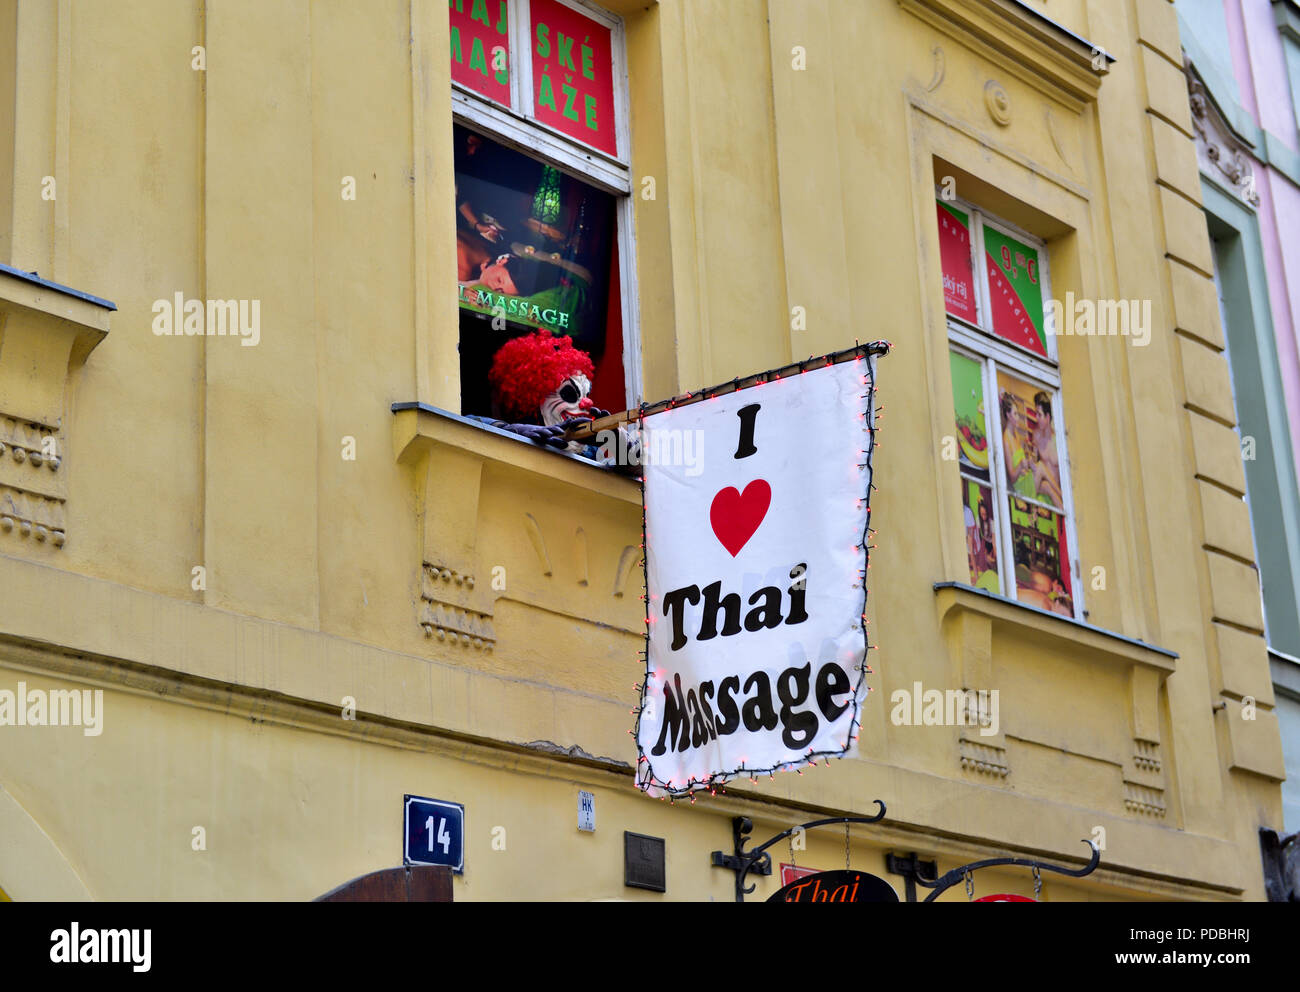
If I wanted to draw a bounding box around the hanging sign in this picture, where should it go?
[974,894,1036,902]
[530,0,618,156]
[450,0,512,107]
[767,869,899,903]
[633,345,886,798]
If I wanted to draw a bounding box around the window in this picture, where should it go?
[937,195,1082,619]
[450,0,637,425]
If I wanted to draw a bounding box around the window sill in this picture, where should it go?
[391,402,639,505]
[934,581,1178,673]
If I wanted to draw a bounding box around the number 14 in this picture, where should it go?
[426,815,451,855]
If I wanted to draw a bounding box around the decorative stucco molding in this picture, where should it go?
[1185,55,1261,208]
[959,737,1010,778]
[1123,780,1168,818]
[899,0,1111,109]
[421,561,495,649]
[984,79,1012,126]
[0,266,114,551]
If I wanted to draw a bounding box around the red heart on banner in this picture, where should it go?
[710,480,772,557]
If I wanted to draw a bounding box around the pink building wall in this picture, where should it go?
[1225,0,1300,485]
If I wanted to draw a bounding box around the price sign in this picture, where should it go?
[404,795,465,873]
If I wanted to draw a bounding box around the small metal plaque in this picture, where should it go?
[578,790,595,832]
[624,831,666,892]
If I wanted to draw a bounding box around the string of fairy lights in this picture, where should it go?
[630,340,893,802]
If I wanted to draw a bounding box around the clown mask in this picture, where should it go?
[540,373,595,427]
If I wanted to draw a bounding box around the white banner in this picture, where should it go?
[634,348,883,798]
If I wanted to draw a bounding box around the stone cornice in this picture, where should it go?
[898,0,1111,108]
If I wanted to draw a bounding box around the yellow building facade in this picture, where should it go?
[0,0,1287,901]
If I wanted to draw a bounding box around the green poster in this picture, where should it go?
[949,351,990,481]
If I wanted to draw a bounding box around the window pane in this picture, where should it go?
[455,123,616,342]
[961,477,1000,593]
[997,371,1063,509]
[450,0,512,107]
[983,223,1047,357]
[1008,497,1074,616]
[530,0,619,156]
[949,350,991,484]
[455,124,621,418]
[937,202,977,323]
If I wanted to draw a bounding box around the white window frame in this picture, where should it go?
[940,192,1083,619]
[451,0,643,403]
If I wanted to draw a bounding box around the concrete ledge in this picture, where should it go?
[391,402,640,505]
[935,582,1178,673]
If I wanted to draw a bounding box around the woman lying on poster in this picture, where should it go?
[1018,569,1074,617]
[458,247,594,341]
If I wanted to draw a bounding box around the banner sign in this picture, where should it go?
[450,0,512,107]
[634,345,887,798]
[767,870,899,903]
[530,0,618,156]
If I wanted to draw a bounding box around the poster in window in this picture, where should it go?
[634,349,885,798]
[938,202,977,323]
[454,124,615,351]
[949,351,990,484]
[996,371,1063,509]
[961,478,999,593]
[983,224,1047,357]
[530,0,618,156]
[1008,497,1073,616]
[450,0,512,107]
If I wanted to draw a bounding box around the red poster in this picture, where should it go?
[450,0,512,107]
[780,863,820,886]
[530,0,618,156]
[937,202,977,323]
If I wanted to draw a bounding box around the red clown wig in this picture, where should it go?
[488,331,596,421]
